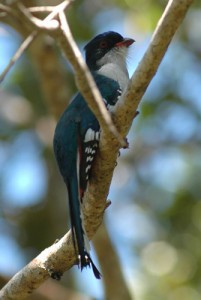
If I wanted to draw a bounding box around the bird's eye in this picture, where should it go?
[100,40,108,48]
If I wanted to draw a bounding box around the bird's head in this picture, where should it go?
[84,31,134,71]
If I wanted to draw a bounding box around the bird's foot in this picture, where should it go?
[47,268,63,280]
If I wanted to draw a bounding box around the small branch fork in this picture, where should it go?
[0,0,126,147]
[0,1,69,83]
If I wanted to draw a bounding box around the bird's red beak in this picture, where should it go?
[115,38,135,48]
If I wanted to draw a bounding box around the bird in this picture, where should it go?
[53,31,134,279]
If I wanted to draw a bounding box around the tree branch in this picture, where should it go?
[0,1,72,82]
[0,0,193,299]
[55,10,126,147]
[0,1,126,147]
[114,0,194,137]
[0,31,37,83]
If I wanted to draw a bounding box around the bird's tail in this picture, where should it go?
[67,170,101,279]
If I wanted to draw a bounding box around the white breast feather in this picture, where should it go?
[97,46,129,91]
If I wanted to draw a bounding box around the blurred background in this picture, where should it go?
[0,0,201,299]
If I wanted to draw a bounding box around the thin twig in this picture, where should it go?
[0,31,37,83]
[18,0,73,29]
[0,0,72,82]
[0,4,20,19]
[0,4,12,13]
[17,3,59,30]
[28,6,55,13]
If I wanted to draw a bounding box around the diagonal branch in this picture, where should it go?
[0,31,37,83]
[0,0,193,299]
[17,1,70,30]
[114,0,194,137]
[0,1,72,82]
[56,10,126,147]
[0,0,126,147]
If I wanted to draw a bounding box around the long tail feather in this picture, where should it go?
[67,169,101,278]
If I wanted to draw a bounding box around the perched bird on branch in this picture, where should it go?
[53,31,134,279]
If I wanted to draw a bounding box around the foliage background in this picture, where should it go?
[0,0,201,299]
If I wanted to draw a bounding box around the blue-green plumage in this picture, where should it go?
[53,31,134,279]
[54,73,120,181]
[53,74,120,278]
